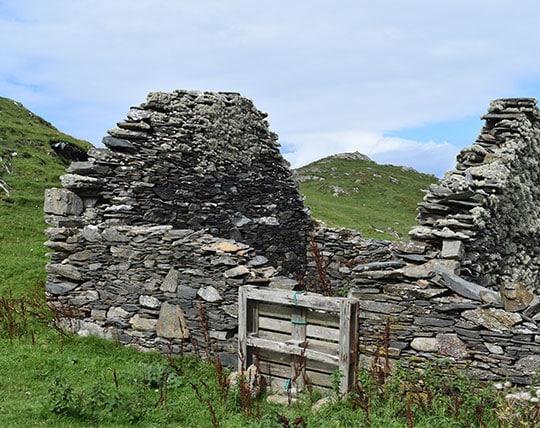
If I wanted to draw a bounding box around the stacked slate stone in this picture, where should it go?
[410,98,540,294]
[44,222,278,363]
[47,90,312,275]
[315,225,540,383]
[336,99,540,383]
[44,89,312,360]
[43,95,540,384]
[309,227,394,291]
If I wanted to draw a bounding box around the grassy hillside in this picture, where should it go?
[294,153,438,240]
[0,97,91,296]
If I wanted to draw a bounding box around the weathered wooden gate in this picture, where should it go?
[238,286,359,394]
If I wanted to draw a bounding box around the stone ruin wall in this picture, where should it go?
[51,90,312,274]
[413,98,540,293]
[313,98,540,383]
[45,93,540,384]
[44,90,312,362]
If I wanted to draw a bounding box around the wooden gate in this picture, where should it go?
[238,286,359,394]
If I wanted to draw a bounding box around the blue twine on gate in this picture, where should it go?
[284,378,291,390]
[292,290,306,306]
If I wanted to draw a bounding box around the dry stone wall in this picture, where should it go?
[44,95,540,385]
[47,90,311,274]
[314,227,540,384]
[312,99,540,384]
[44,90,312,360]
[412,98,540,294]
[45,224,289,364]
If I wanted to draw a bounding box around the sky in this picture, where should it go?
[1,1,540,177]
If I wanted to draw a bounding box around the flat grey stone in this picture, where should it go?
[515,355,540,374]
[139,295,160,309]
[439,272,501,304]
[44,188,83,216]
[161,268,179,292]
[102,136,136,151]
[129,314,157,331]
[224,265,250,278]
[60,174,103,190]
[177,285,198,299]
[156,303,190,339]
[411,337,439,352]
[197,285,222,302]
[102,228,130,242]
[436,333,469,359]
[269,276,297,290]
[441,240,464,259]
[402,259,459,279]
[81,225,101,242]
[247,255,269,267]
[45,281,78,295]
[107,306,130,319]
[462,308,522,332]
[353,260,405,272]
[46,263,82,281]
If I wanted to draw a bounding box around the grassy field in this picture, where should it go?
[2,322,530,427]
[0,98,538,426]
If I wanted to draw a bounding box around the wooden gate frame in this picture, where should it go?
[238,286,359,395]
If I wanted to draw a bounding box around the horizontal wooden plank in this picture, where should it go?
[304,339,339,356]
[264,377,333,393]
[257,330,291,343]
[259,317,338,342]
[253,330,339,358]
[306,309,340,328]
[258,348,339,374]
[241,286,354,312]
[259,303,292,319]
[259,316,292,334]
[259,304,340,327]
[306,324,339,342]
[255,331,339,356]
[258,360,335,389]
[258,359,290,379]
[246,336,339,365]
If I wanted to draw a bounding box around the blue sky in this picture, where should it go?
[1,0,540,177]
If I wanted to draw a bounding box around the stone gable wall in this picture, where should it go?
[46,90,312,274]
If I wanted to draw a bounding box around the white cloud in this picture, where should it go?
[1,1,540,176]
[281,131,458,177]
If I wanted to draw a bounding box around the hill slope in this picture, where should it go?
[294,152,438,240]
[0,97,91,295]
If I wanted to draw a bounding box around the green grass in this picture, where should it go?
[295,157,437,240]
[1,317,535,427]
[0,97,91,296]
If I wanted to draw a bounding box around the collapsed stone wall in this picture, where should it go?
[312,99,540,383]
[313,227,540,384]
[411,98,540,294]
[44,94,540,384]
